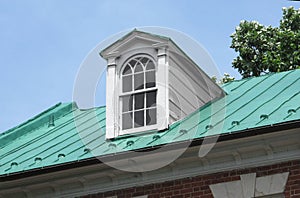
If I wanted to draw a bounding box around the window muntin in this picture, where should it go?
[121,56,157,131]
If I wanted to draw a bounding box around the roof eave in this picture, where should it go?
[1,119,299,182]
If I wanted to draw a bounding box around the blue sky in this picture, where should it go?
[0,0,299,133]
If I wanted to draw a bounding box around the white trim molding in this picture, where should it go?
[156,46,169,131]
[103,33,170,139]
[106,57,118,139]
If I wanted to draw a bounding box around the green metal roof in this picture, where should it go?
[1,69,300,177]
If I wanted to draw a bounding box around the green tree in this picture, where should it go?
[212,73,235,85]
[230,7,300,78]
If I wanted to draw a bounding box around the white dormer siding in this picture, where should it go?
[100,30,224,139]
[168,50,225,122]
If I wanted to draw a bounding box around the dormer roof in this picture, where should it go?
[100,29,171,59]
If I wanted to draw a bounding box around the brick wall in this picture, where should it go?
[81,160,300,198]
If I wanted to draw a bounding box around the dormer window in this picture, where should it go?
[121,56,157,131]
[100,30,224,139]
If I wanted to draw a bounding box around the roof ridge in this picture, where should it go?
[0,102,75,149]
[77,105,106,111]
[0,103,61,136]
[222,69,299,87]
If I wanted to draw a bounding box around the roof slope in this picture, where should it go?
[1,69,300,177]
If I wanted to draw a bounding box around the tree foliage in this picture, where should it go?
[230,7,300,78]
[212,73,235,85]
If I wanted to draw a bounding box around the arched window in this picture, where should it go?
[120,56,157,131]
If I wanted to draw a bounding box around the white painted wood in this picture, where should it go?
[102,30,225,138]
[169,53,224,100]
[100,31,167,59]
[106,57,117,139]
[115,46,157,73]
[169,84,199,110]
[117,54,159,136]
[169,74,202,117]
[169,58,210,103]
[168,52,224,124]
[169,100,187,119]
[156,47,169,131]
[103,31,172,138]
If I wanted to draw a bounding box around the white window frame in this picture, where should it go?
[119,54,158,136]
[105,46,169,139]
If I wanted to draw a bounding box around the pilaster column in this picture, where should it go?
[155,45,169,130]
[106,56,117,139]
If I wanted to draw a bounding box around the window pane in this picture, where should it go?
[134,73,144,90]
[129,59,137,67]
[146,71,155,88]
[122,112,133,130]
[134,110,144,127]
[134,93,144,110]
[146,91,156,108]
[146,61,155,70]
[140,57,149,66]
[122,65,132,75]
[134,62,143,72]
[123,75,132,92]
[146,108,156,125]
[122,95,133,112]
